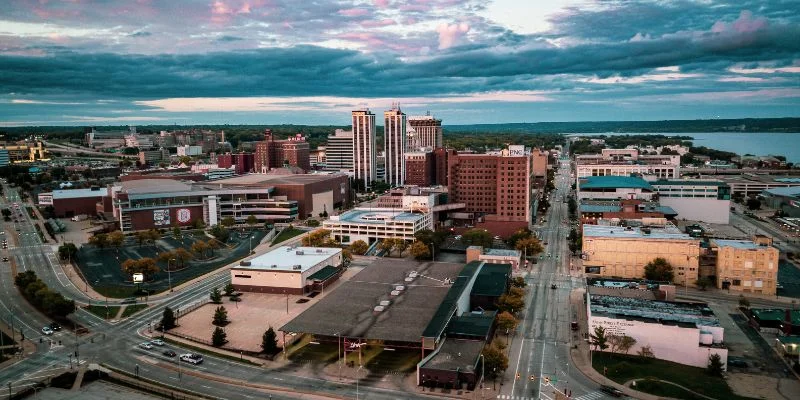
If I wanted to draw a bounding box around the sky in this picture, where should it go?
[0,0,798,126]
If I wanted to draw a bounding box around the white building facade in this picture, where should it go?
[231,246,343,294]
[352,110,377,187]
[325,129,354,172]
[323,208,433,244]
[651,180,732,224]
[407,114,443,151]
[384,107,407,187]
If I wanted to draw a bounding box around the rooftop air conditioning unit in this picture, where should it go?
[293,265,302,270]
[296,250,304,255]
[271,265,277,269]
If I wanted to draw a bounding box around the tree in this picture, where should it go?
[261,327,278,354]
[590,326,609,351]
[461,229,493,248]
[107,230,125,250]
[696,276,713,290]
[409,240,431,260]
[221,216,236,228]
[58,243,78,261]
[483,343,509,379]
[637,345,655,359]
[120,258,159,279]
[746,198,761,210]
[174,248,192,267]
[145,229,161,246]
[211,327,227,347]
[515,237,544,258]
[496,293,525,314]
[511,276,527,288]
[301,229,333,247]
[1,208,10,219]
[394,239,408,257]
[506,228,533,247]
[618,335,637,355]
[210,287,222,304]
[193,218,206,230]
[88,233,108,249]
[306,219,320,227]
[135,231,148,247]
[172,226,182,242]
[378,238,397,256]
[246,215,258,228]
[212,306,229,326]
[349,240,369,256]
[495,311,518,332]
[643,257,674,282]
[224,283,235,296]
[161,307,177,330]
[191,240,210,259]
[209,225,230,242]
[738,295,750,309]
[157,250,175,265]
[707,353,724,376]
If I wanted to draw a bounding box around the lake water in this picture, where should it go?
[572,132,800,163]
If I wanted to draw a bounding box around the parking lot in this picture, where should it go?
[76,230,266,297]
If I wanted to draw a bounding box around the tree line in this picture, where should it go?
[15,271,76,319]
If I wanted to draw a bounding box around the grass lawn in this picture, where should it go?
[633,379,708,400]
[84,305,121,320]
[121,304,148,318]
[271,227,305,245]
[592,352,755,400]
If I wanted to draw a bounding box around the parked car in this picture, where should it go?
[2,257,7,262]
[139,342,153,350]
[571,321,579,331]
[41,327,54,335]
[163,350,177,357]
[600,385,624,397]
[180,353,204,365]
[551,284,557,289]
[150,339,165,346]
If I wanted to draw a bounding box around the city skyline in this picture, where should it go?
[1,0,799,126]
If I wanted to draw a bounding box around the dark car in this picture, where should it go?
[728,357,748,368]
[49,322,61,331]
[163,350,177,357]
[600,385,624,397]
[550,284,557,289]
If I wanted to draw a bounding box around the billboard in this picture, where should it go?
[132,273,144,283]
[153,209,171,226]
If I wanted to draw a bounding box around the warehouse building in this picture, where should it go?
[231,246,344,294]
[38,187,107,218]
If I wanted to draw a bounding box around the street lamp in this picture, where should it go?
[168,258,175,292]
[478,353,485,399]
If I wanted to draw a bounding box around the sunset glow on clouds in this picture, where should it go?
[0,0,798,125]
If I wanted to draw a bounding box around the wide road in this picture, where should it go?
[502,157,614,400]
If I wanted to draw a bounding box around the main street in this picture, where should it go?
[501,156,613,400]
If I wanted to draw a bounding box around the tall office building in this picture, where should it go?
[325,129,354,171]
[384,106,407,187]
[407,113,442,150]
[352,109,377,187]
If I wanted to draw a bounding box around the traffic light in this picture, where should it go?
[516,373,521,380]
[530,375,535,381]
[544,376,551,384]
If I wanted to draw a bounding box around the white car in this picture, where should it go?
[180,353,204,364]
[150,339,165,346]
[41,327,54,335]
[138,342,154,350]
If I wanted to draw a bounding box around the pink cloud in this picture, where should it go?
[338,8,369,17]
[373,0,390,7]
[436,22,470,49]
[360,19,396,28]
[711,10,768,34]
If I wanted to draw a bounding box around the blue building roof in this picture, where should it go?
[763,186,800,198]
[580,176,654,191]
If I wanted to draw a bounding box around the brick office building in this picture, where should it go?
[254,130,310,173]
[405,150,434,186]
[217,153,255,175]
[447,146,534,235]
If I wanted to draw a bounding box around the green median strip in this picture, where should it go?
[121,304,148,318]
[84,305,121,320]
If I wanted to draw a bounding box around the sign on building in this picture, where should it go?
[153,209,171,226]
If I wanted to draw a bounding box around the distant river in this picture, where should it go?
[571,132,800,163]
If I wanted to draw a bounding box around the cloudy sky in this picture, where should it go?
[1,0,798,126]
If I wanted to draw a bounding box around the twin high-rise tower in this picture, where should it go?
[349,107,442,189]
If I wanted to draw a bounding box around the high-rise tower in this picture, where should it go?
[407,112,442,150]
[352,109,377,187]
[384,105,406,187]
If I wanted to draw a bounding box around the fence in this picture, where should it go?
[102,364,214,400]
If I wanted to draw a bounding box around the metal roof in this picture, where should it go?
[763,186,800,197]
[580,176,654,190]
[583,224,693,240]
[240,246,341,272]
[422,261,482,339]
[470,263,511,297]
[712,239,763,250]
[590,294,720,327]
[51,188,106,200]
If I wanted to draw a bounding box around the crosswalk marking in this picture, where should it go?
[573,391,606,400]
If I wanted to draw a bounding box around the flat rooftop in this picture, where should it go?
[420,339,483,372]
[590,295,720,327]
[580,176,654,190]
[211,172,345,186]
[331,208,425,224]
[280,260,465,343]
[238,246,341,272]
[50,188,107,200]
[712,239,765,250]
[120,179,192,194]
[484,249,520,257]
[583,223,693,241]
[751,308,800,325]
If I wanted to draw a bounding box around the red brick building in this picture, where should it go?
[38,187,108,218]
[254,130,311,173]
[434,148,456,186]
[405,150,434,186]
[447,148,534,234]
[217,153,255,174]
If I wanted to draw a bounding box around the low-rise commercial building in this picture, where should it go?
[466,246,523,270]
[0,141,48,163]
[38,187,107,218]
[587,287,727,369]
[138,148,170,166]
[712,237,780,295]
[582,222,700,286]
[650,180,731,224]
[577,176,656,201]
[231,246,343,294]
[576,148,680,183]
[762,186,800,218]
[323,208,432,244]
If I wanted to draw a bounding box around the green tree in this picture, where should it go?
[306,219,320,227]
[193,218,206,229]
[618,335,637,355]
[107,230,125,250]
[224,283,235,296]
[349,240,369,256]
[461,229,493,248]
[496,293,525,314]
[695,276,713,290]
[210,287,223,304]
[221,216,236,228]
[261,327,278,354]
[590,326,609,351]
[707,353,724,376]
[637,345,655,359]
[209,225,230,242]
[394,239,408,257]
[58,243,78,261]
[161,307,177,330]
[212,305,229,326]
[738,295,750,309]
[172,226,182,242]
[515,237,544,258]
[483,343,509,379]
[211,326,227,347]
[746,198,761,210]
[88,233,108,249]
[510,276,527,288]
[506,228,533,247]
[246,214,258,228]
[643,257,674,282]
